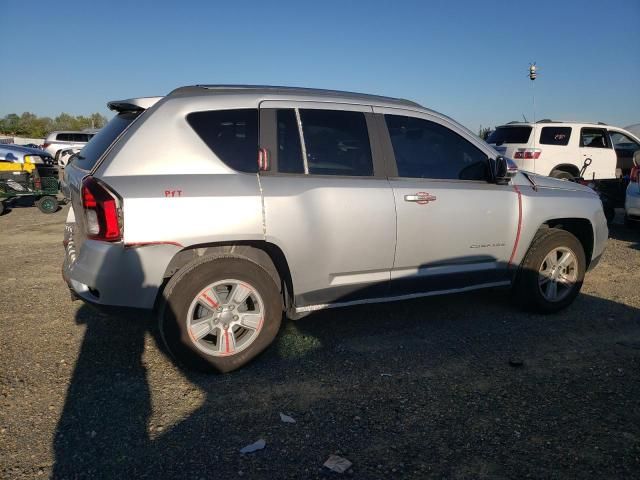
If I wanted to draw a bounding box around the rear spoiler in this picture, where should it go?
[107,96,162,113]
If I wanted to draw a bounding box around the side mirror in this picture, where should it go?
[633,150,640,167]
[493,155,518,185]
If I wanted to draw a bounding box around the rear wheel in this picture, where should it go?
[550,170,575,180]
[514,228,586,313]
[36,196,59,214]
[0,201,5,216]
[160,256,282,373]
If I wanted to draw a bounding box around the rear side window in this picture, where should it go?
[72,112,140,171]
[187,109,258,173]
[580,128,611,148]
[385,115,489,181]
[486,126,532,145]
[299,109,373,176]
[540,127,571,146]
[56,133,72,141]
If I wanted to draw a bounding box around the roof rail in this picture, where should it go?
[536,119,555,123]
[168,84,424,109]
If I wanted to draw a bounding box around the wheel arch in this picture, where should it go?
[550,164,580,177]
[540,218,594,267]
[160,241,294,310]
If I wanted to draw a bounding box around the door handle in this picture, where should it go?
[404,192,437,204]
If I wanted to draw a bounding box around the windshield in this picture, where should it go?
[486,126,532,146]
[72,111,141,171]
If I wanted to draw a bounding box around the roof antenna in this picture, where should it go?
[522,114,528,122]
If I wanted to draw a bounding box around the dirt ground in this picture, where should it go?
[1,204,639,479]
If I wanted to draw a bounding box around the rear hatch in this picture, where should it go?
[63,97,161,252]
[486,125,533,158]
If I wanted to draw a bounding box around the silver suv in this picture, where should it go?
[62,85,608,372]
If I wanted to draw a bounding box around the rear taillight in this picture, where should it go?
[631,166,639,183]
[81,176,122,241]
[43,143,50,149]
[513,148,541,160]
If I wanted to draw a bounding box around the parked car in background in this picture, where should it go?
[62,85,608,373]
[625,151,640,226]
[0,144,56,169]
[58,148,81,168]
[43,131,96,161]
[625,123,640,139]
[487,121,640,180]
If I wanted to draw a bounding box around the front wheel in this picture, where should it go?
[513,228,586,313]
[159,256,282,373]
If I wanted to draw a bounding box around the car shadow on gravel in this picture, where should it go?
[51,285,640,478]
[608,223,640,250]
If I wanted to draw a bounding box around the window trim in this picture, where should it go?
[374,111,493,183]
[257,102,387,179]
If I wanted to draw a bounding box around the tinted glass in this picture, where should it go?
[187,109,259,173]
[385,115,489,181]
[580,128,610,148]
[299,109,373,176]
[57,133,72,142]
[277,109,304,173]
[610,132,640,152]
[73,112,140,171]
[486,126,532,145]
[540,127,571,146]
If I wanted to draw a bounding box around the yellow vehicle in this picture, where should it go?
[0,158,37,174]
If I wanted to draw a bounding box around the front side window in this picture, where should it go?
[385,115,489,181]
[187,109,259,172]
[540,127,572,146]
[299,109,373,176]
[580,128,611,149]
[609,131,640,153]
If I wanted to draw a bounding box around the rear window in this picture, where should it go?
[540,126,572,146]
[486,126,532,145]
[187,109,259,173]
[72,112,140,171]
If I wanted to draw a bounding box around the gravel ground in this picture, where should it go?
[1,204,639,479]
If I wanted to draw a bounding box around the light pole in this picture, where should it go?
[529,62,538,151]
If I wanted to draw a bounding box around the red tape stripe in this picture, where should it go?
[508,185,523,267]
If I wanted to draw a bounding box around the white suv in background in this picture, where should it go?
[487,121,640,180]
[43,130,97,161]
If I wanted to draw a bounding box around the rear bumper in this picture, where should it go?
[63,227,180,309]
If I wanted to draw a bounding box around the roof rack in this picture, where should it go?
[536,119,555,123]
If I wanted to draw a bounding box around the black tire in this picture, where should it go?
[159,256,283,373]
[36,195,59,214]
[550,170,575,180]
[0,201,5,216]
[513,228,586,313]
[625,215,639,228]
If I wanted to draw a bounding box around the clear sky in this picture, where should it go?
[1,0,638,132]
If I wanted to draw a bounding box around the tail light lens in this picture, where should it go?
[513,148,541,160]
[81,176,122,241]
[631,166,639,183]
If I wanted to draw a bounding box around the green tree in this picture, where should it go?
[0,112,109,138]
[478,126,492,140]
